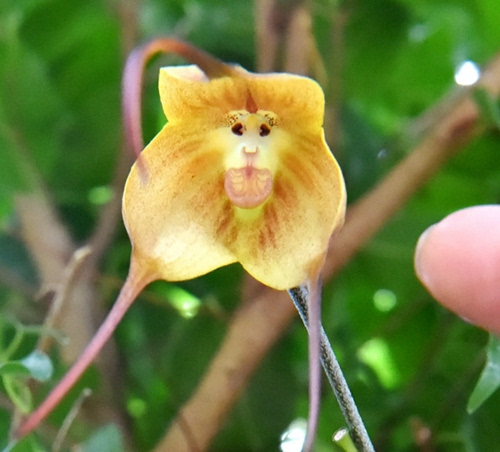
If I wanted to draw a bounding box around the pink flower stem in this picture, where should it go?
[15,268,151,440]
[121,37,235,160]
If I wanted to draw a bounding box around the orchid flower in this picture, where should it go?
[16,40,347,451]
[123,64,346,290]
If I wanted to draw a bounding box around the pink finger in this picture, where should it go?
[414,205,500,335]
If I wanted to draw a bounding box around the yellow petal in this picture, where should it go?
[223,132,345,290]
[159,65,325,129]
[123,123,237,281]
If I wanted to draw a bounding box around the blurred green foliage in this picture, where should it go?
[1,0,500,451]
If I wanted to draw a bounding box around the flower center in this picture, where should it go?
[224,111,278,209]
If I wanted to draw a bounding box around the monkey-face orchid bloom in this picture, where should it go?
[123,65,346,290]
[15,54,347,444]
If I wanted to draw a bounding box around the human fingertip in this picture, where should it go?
[414,205,500,335]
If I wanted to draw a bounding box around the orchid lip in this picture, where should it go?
[224,165,273,209]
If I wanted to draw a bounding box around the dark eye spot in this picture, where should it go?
[260,124,271,137]
[231,123,244,136]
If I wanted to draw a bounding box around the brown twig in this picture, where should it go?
[52,388,93,452]
[255,0,305,72]
[36,246,92,354]
[155,52,500,451]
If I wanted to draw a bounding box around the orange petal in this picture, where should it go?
[123,122,237,281]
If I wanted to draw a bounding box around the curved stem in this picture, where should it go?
[288,286,375,452]
[121,37,236,160]
[14,267,151,440]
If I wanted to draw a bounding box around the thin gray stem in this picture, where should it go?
[288,286,375,452]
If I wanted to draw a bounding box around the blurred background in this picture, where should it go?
[1,0,500,450]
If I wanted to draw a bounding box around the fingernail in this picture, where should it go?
[414,224,436,288]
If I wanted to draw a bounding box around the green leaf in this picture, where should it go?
[80,425,124,452]
[467,335,500,413]
[0,362,30,378]
[3,375,32,414]
[19,350,53,382]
